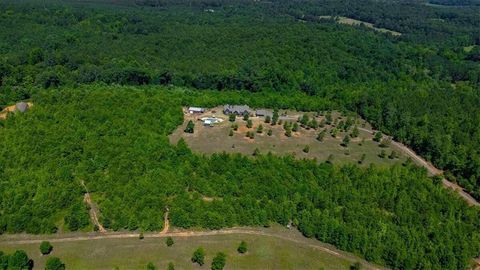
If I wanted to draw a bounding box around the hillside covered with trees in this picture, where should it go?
[0,86,479,270]
[1,0,480,269]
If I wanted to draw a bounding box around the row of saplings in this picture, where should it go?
[142,235,248,270]
[0,241,64,270]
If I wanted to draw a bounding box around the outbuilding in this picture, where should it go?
[223,105,250,115]
[188,107,205,114]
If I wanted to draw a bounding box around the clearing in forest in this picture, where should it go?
[169,107,408,167]
[319,16,402,36]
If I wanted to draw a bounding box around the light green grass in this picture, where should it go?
[0,226,385,270]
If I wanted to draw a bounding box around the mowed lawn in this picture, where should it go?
[170,108,407,167]
[0,226,382,270]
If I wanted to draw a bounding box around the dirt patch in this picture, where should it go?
[81,180,107,233]
[0,102,33,120]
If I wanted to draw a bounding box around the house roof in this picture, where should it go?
[15,102,29,113]
[188,107,205,112]
[255,109,272,116]
[224,104,250,112]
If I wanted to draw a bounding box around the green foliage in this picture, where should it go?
[317,130,326,142]
[351,126,359,138]
[40,241,53,255]
[350,262,362,270]
[379,138,391,148]
[237,241,248,254]
[167,262,174,270]
[379,150,387,158]
[229,114,236,122]
[146,262,156,270]
[373,132,382,142]
[243,114,249,121]
[256,124,263,133]
[228,129,233,136]
[0,87,480,269]
[8,250,31,270]
[166,237,174,247]
[191,247,205,266]
[184,120,195,133]
[211,252,226,270]
[246,119,253,129]
[303,145,310,153]
[265,115,271,123]
[358,154,367,164]
[267,129,272,136]
[45,257,65,270]
[342,135,350,147]
[292,122,299,132]
[139,232,144,240]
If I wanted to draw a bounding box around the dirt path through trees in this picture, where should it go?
[359,128,479,206]
[80,180,107,233]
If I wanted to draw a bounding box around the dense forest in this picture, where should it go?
[0,0,479,200]
[0,86,479,270]
[1,0,480,269]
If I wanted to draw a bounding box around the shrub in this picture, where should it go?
[40,241,53,255]
[237,241,247,254]
[166,237,174,247]
[191,247,205,266]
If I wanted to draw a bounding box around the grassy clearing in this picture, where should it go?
[0,226,383,270]
[319,16,402,36]
[170,108,407,167]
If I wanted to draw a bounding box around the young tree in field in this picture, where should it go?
[342,135,350,147]
[167,262,175,270]
[184,120,195,133]
[326,154,334,164]
[45,257,65,270]
[319,119,326,128]
[285,129,292,137]
[300,114,309,126]
[350,262,362,270]
[253,148,260,156]
[265,115,271,123]
[330,128,338,138]
[231,123,238,131]
[40,241,53,255]
[373,131,382,142]
[267,129,272,136]
[271,110,279,125]
[243,113,249,121]
[166,237,174,247]
[147,262,157,270]
[257,124,263,133]
[246,119,253,128]
[292,122,299,132]
[351,126,359,138]
[389,150,398,159]
[359,138,365,146]
[325,112,332,125]
[139,232,144,240]
[379,150,386,158]
[237,241,248,254]
[211,252,226,270]
[379,138,391,148]
[317,130,326,142]
[191,247,205,266]
[229,114,236,122]
[303,145,310,153]
[308,118,318,130]
[229,129,233,136]
[358,154,367,164]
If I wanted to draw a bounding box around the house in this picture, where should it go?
[223,105,250,115]
[255,109,272,118]
[15,102,29,113]
[188,107,205,114]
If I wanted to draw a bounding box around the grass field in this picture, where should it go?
[0,226,385,270]
[318,16,402,36]
[170,107,407,167]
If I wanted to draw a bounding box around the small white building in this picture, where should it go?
[188,107,205,114]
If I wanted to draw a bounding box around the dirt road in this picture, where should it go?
[359,127,479,206]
